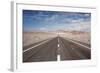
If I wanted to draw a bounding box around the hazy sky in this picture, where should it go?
[23,10,91,32]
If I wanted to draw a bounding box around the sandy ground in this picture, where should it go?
[23,30,91,47]
[59,31,91,45]
[23,31,58,47]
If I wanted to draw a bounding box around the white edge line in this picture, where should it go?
[66,38,90,49]
[23,38,52,53]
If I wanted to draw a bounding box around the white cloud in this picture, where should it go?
[39,27,47,30]
[32,11,91,32]
[66,21,91,32]
[71,18,84,23]
[84,14,90,17]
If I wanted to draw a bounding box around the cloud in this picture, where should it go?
[23,10,91,32]
[65,21,91,32]
[39,27,47,30]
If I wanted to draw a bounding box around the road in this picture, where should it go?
[23,37,91,62]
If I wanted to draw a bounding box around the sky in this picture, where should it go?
[23,10,91,32]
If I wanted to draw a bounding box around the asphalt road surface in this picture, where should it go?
[23,37,91,62]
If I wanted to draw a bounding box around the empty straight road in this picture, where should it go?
[58,37,91,60]
[23,37,58,62]
[23,37,91,62]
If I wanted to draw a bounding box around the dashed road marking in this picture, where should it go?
[57,55,60,61]
[58,44,60,47]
